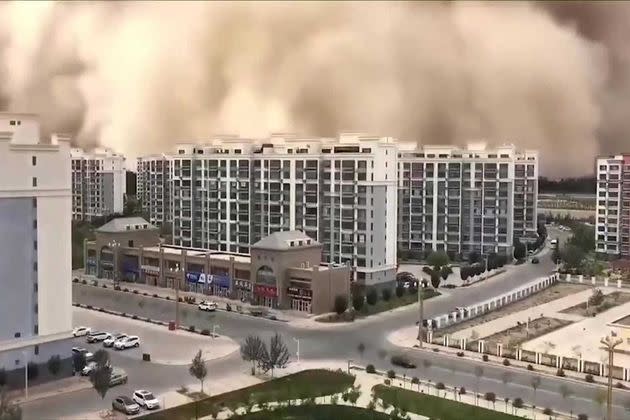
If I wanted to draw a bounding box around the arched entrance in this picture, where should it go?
[254,265,278,308]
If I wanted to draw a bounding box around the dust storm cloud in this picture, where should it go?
[0,1,625,176]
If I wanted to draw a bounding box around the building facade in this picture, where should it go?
[71,147,126,221]
[136,154,171,227]
[0,113,73,384]
[397,142,538,257]
[596,154,628,256]
[84,221,350,314]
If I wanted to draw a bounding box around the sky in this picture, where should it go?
[0,1,628,177]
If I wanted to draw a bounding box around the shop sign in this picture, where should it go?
[287,287,313,298]
[141,265,160,274]
[254,285,277,298]
[186,272,231,288]
[234,280,252,291]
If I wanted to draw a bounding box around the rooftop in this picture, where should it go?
[96,217,156,233]
[252,230,319,251]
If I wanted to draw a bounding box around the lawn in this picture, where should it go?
[139,370,356,420]
[359,288,440,317]
[373,385,522,420]
[231,405,390,420]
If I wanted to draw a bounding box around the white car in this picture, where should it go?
[73,326,91,337]
[87,331,110,343]
[198,301,218,312]
[81,361,97,376]
[133,390,160,410]
[103,333,127,348]
[114,336,140,350]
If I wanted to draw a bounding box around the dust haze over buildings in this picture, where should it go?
[0,1,627,177]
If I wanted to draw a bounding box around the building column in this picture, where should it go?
[229,256,235,295]
[566,273,571,282]
[159,246,165,286]
[604,277,609,287]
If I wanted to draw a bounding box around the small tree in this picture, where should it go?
[460,266,469,281]
[485,392,496,409]
[382,288,392,302]
[352,294,364,311]
[513,397,524,415]
[90,350,112,399]
[473,366,484,406]
[189,350,208,393]
[261,333,290,377]
[366,289,378,305]
[72,352,86,373]
[440,265,452,281]
[47,355,62,377]
[0,388,21,420]
[395,285,404,298]
[430,271,441,289]
[240,335,265,375]
[427,250,449,269]
[334,295,348,314]
[468,251,481,264]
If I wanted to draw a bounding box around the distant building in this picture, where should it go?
[397,142,539,257]
[71,147,126,221]
[595,154,629,256]
[136,154,171,227]
[0,113,73,382]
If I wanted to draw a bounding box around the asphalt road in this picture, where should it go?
[26,234,628,419]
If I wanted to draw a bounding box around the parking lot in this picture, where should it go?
[73,307,239,365]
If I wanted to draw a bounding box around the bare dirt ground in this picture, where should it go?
[560,291,630,317]
[434,283,589,339]
[476,316,573,349]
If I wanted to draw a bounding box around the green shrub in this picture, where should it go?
[352,294,364,311]
[387,369,395,379]
[502,358,510,366]
[366,364,376,374]
[382,289,392,302]
[189,325,196,332]
[585,374,594,383]
[366,289,378,305]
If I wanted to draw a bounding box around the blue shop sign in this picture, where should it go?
[186,272,230,288]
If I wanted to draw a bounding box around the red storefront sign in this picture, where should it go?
[254,285,277,298]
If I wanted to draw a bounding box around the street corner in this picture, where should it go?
[387,325,418,349]
[72,307,239,366]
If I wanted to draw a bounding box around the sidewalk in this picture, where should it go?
[11,375,92,405]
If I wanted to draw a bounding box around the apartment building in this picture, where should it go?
[156,133,398,287]
[0,113,73,380]
[397,142,538,257]
[595,155,628,256]
[136,154,171,227]
[71,147,126,221]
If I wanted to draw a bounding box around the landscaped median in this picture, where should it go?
[373,385,521,420]
[231,405,391,420]
[138,369,356,420]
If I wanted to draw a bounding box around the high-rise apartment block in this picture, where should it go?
[138,135,538,287]
[397,143,538,257]
[595,155,629,256]
[136,154,171,227]
[71,147,126,221]
[0,113,73,369]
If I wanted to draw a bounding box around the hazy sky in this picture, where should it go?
[0,1,628,177]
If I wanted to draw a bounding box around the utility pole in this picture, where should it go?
[601,335,622,420]
[24,351,28,401]
[417,278,424,347]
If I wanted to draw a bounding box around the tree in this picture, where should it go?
[513,238,526,260]
[261,333,290,377]
[381,288,392,302]
[569,223,595,252]
[357,343,366,359]
[0,388,21,420]
[460,266,469,281]
[47,355,62,377]
[352,294,364,311]
[513,397,524,415]
[468,251,481,264]
[395,285,404,298]
[334,295,348,315]
[485,392,496,410]
[240,335,265,375]
[430,271,441,289]
[366,288,378,305]
[189,350,208,393]
[530,376,541,417]
[473,366,483,406]
[90,350,112,399]
[440,265,452,281]
[427,250,449,269]
[562,244,586,271]
[588,288,604,306]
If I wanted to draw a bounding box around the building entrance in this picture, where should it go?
[291,299,311,313]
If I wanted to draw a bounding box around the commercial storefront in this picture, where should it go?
[254,284,278,308]
[287,286,312,312]
[142,265,160,286]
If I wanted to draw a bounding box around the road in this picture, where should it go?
[26,234,628,419]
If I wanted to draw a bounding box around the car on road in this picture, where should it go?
[390,355,416,369]
[86,331,110,343]
[109,367,128,386]
[72,347,94,361]
[198,301,218,312]
[72,326,91,337]
[112,396,140,415]
[103,333,127,347]
[81,361,97,376]
[114,335,140,350]
[133,390,160,410]
[531,257,539,264]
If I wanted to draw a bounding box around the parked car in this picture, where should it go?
[114,336,140,350]
[72,347,94,362]
[109,368,128,386]
[531,257,539,264]
[198,301,218,312]
[112,396,140,415]
[133,390,160,410]
[103,333,127,348]
[72,326,91,337]
[81,361,97,376]
[87,331,110,343]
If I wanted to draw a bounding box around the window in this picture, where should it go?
[32,177,37,187]
[32,156,37,166]
[33,261,37,272]
[34,345,39,355]
[34,240,37,250]
[128,240,134,247]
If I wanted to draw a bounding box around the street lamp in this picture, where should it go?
[108,240,121,287]
[417,279,426,348]
[170,264,181,329]
[293,337,300,363]
[212,324,220,338]
[601,334,623,420]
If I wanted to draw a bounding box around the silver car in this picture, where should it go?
[112,396,140,415]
